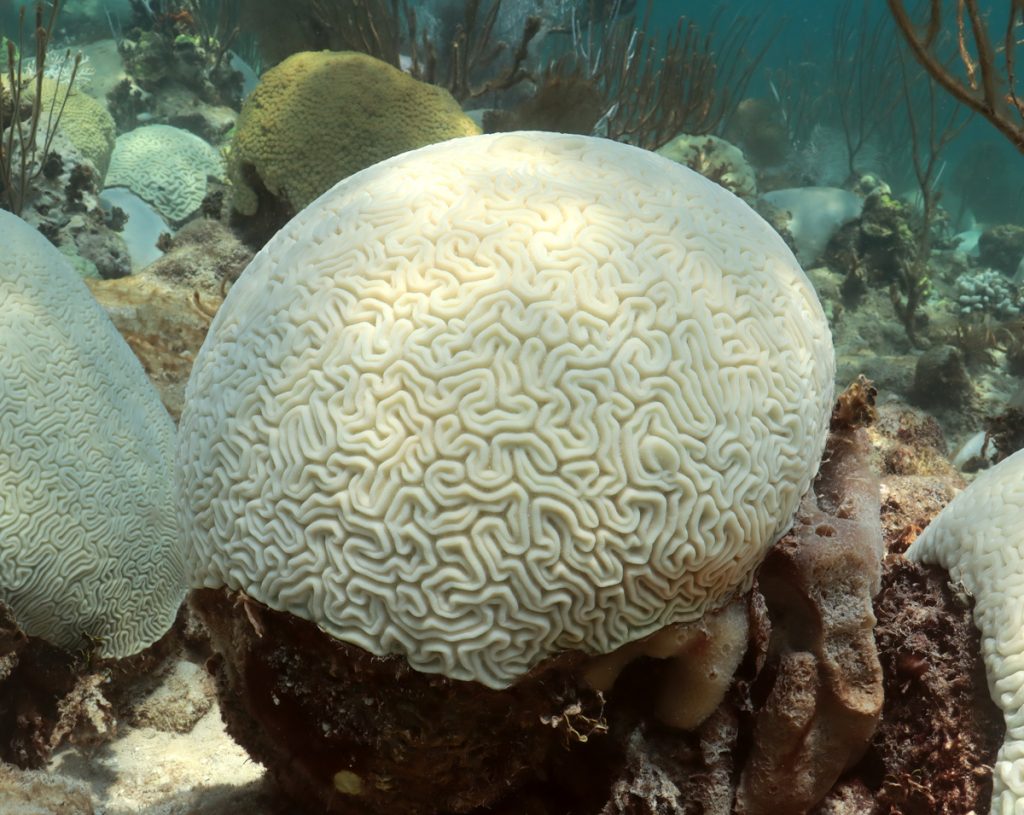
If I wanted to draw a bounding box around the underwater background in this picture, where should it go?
[3,1,1024,814]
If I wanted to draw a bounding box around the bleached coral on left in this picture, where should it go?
[0,210,184,658]
[21,51,94,91]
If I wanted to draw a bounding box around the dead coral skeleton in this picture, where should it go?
[232,591,265,638]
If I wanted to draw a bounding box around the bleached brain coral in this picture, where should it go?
[906,449,1024,815]
[105,124,224,222]
[0,210,184,658]
[178,132,835,689]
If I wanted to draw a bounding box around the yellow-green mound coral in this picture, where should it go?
[227,50,480,218]
[35,79,116,179]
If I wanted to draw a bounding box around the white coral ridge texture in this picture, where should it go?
[906,448,1024,815]
[0,209,183,658]
[178,131,835,689]
[105,124,224,222]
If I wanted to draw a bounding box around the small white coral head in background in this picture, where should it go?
[105,124,225,222]
[905,448,1024,815]
[177,131,835,689]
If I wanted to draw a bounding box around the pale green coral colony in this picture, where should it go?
[0,209,183,659]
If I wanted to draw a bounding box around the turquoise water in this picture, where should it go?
[2,1,1022,270]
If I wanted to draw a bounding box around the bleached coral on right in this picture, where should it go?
[905,448,1024,815]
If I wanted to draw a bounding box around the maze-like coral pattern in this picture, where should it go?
[106,124,224,222]
[907,449,1024,814]
[0,210,183,658]
[179,132,835,688]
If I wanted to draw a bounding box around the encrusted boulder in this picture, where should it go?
[978,223,1024,276]
[910,344,974,408]
[656,133,757,199]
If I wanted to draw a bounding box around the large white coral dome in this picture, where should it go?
[178,132,835,689]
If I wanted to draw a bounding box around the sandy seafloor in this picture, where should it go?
[25,656,296,815]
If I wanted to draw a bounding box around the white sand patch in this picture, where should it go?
[40,656,300,815]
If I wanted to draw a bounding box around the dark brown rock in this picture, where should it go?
[0,601,109,768]
[910,345,974,408]
[190,587,605,815]
[868,559,1002,815]
[978,223,1024,276]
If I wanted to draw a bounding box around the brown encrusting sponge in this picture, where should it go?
[734,422,885,815]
